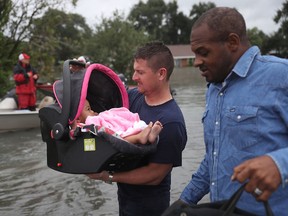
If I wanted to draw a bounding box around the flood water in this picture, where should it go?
[0,67,209,216]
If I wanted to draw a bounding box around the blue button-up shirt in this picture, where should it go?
[180,46,288,215]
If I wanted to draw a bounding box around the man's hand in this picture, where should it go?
[231,155,281,201]
[86,171,109,182]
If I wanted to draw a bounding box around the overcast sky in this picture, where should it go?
[72,0,285,35]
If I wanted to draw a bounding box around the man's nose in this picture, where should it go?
[193,56,203,67]
[132,72,138,81]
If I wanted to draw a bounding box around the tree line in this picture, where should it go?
[0,0,287,97]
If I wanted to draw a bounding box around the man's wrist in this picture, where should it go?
[104,171,114,184]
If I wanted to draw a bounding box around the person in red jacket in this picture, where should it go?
[13,53,39,111]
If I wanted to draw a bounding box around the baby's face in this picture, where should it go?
[79,100,97,123]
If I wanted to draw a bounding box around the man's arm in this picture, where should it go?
[87,162,173,185]
[180,155,210,205]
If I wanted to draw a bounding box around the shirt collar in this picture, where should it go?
[211,46,260,89]
[232,46,260,78]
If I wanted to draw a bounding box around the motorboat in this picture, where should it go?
[0,108,40,133]
[0,84,54,133]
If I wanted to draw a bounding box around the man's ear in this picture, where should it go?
[158,68,167,81]
[226,33,240,51]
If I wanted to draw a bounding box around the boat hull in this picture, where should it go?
[0,110,40,133]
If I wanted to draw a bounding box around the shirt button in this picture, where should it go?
[237,115,241,120]
[215,121,219,125]
[211,182,215,186]
[219,92,223,96]
[213,151,216,156]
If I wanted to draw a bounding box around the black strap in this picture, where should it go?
[222,183,274,216]
[264,201,274,216]
[221,184,245,214]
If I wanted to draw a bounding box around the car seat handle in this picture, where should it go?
[52,60,71,140]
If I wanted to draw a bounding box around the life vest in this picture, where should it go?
[13,62,37,94]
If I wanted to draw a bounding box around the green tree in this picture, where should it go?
[269,0,288,57]
[29,9,92,82]
[0,0,54,96]
[86,12,149,81]
[189,2,216,25]
[162,1,191,44]
[1,0,71,60]
[247,27,267,50]
[0,0,78,97]
[128,1,216,44]
[128,0,167,41]
[0,0,13,96]
[0,0,12,29]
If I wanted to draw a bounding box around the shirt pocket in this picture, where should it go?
[224,106,259,149]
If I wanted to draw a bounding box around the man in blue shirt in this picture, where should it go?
[180,7,288,215]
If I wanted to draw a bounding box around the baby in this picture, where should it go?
[73,99,163,144]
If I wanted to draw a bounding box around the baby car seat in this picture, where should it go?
[39,60,157,174]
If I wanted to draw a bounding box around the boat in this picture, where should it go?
[0,109,40,133]
[0,84,54,133]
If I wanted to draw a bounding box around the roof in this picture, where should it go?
[167,44,195,59]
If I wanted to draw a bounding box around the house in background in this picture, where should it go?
[167,44,195,67]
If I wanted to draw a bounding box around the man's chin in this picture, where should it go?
[136,85,144,92]
[201,74,214,83]
[137,88,144,94]
[201,74,210,82]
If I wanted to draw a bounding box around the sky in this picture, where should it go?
[72,0,285,35]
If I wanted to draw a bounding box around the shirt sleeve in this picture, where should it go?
[267,147,288,188]
[267,78,288,188]
[180,154,210,204]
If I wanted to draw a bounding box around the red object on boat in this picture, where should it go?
[36,84,54,97]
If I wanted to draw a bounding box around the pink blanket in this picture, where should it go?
[85,107,147,138]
